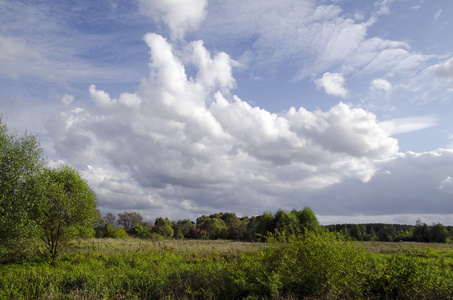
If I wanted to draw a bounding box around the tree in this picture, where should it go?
[197,217,227,239]
[153,217,174,238]
[0,116,45,243]
[256,212,275,239]
[294,207,320,233]
[94,210,107,237]
[349,224,367,241]
[104,212,117,227]
[430,223,450,243]
[378,225,396,242]
[117,211,143,230]
[413,220,430,243]
[218,212,243,239]
[274,209,299,235]
[30,165,98,258]
[173,219,195,239]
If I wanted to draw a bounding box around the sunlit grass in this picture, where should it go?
[1,236,452,299]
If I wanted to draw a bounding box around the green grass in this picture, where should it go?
[1,234,452,299]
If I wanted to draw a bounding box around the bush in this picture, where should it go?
[105,226,128,239]
[131,224,151,239]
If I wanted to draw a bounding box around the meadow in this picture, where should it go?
[1,233,453,299]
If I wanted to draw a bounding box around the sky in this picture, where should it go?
[1,0,453,225]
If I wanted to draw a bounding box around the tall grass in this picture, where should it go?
[1,233,452,299]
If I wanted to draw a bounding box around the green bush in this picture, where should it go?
[105,226,128,239]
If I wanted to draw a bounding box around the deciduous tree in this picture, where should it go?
[117,211,143,230]
[0,116,44,243]
[30,165,98,258]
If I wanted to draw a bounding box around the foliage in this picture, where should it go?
[0,116,45,243]
[198,217,227,239]
[29,165,98,258]
[117,211,144,230]
[2,236,453,299]
[131,224,152,239]
[153,217,174,238]
[105,226,129,239]
[104,212,116,227]
[328,221,452,244]
[294,206,321,233]
[430,223,450,243]
[172,219,195,239]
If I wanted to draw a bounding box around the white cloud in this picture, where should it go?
[197,1,430,85]
[374,0,394,16]
[432,57,453,83]
[45,34,402,220]
[315,72,348,97]
[379,116,438,135]
[370,78,392,94]
[139,0,207,40]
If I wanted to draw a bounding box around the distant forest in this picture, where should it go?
[96,209,453,244]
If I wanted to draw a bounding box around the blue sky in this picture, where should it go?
[1,0,453,225]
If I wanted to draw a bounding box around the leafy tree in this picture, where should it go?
[430,223,450,243]
[173,219,195,239]
[29,165,98,258]
[413,220,430,243]
[117,211,143,230]
[256,212,275,238]
[104,212,117,227]
[132,224,152,239]
[218,212,243,239]
[94,210,107,237]
[274,209,299,234]
[378,225,396,242]
[0,116,45,243]
[244,216,259,240]
[153,217,174,238]
[294,207,321,233]
[198,217,227,239]
[349,224,367,241]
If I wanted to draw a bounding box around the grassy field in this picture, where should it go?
[1,234,453,299]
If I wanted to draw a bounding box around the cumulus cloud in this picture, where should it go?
[45,34,402,219]
[139,0,207,39]
[315,72,348,97]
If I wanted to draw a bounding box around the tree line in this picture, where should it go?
[94,207,321,241]
[94,209,453,244]
[326,220,452,243]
